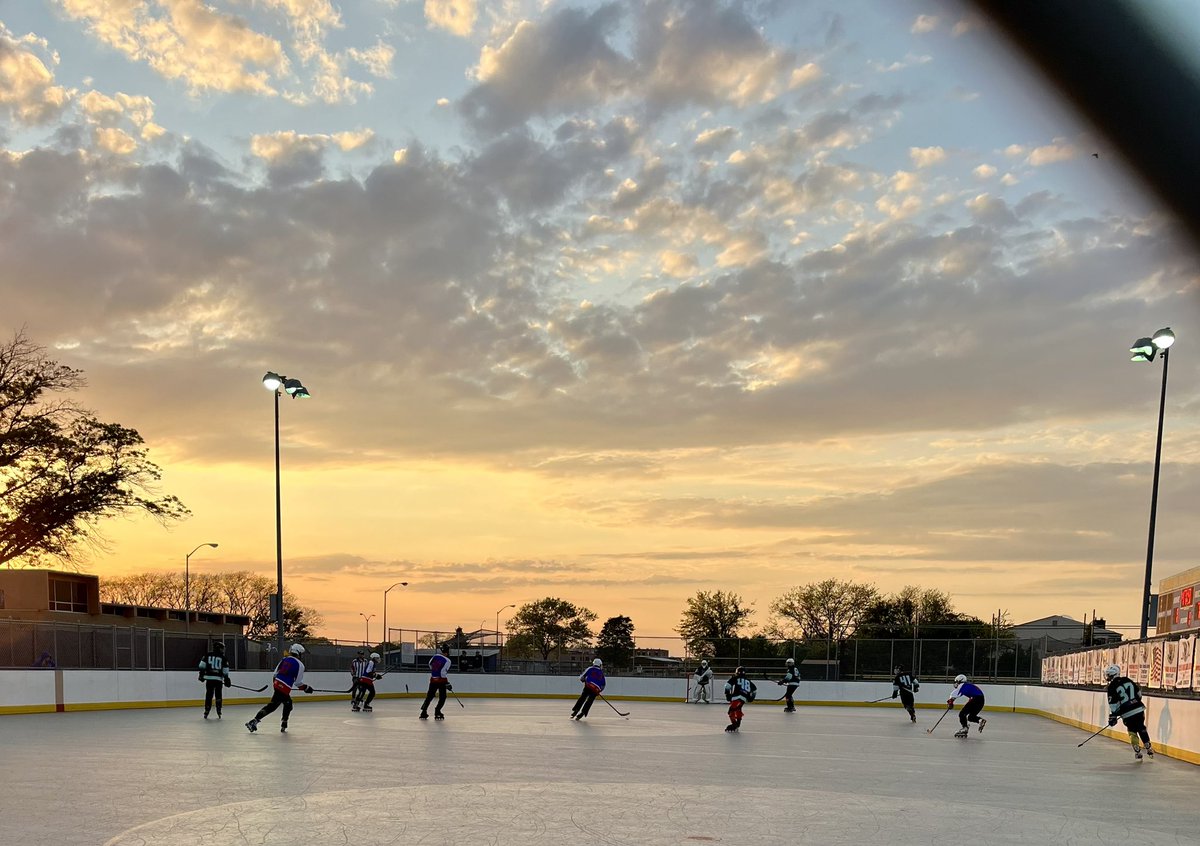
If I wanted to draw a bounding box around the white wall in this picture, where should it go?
[2,672,1196,764]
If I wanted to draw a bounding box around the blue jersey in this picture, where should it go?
[950,682,984,700]
[429,653,451,681]
[273,656,306,693]
[579,666,606,691]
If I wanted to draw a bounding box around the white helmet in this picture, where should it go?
[786,658,795,665]
[592,658,603,667]
[700,660,708,667]
[370,652,380,660]
[954,673,967,684]
[1104,664,1120,679]
[289,643,305,655]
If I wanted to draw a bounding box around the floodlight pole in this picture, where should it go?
[1140,347,1170,640]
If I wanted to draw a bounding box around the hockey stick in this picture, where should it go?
[309,685,355,694]
[865,696,894,703]
[447,686,465,709]
[229,683,269,693]
[1077,724,1111,748]
[598,693,630,717]
[926,705,954,734]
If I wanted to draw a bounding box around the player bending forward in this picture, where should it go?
[692,660,713,703]
[724,667,756,732]
[572,658,606,720]
[246,644,313,734]
[1104,664,1154,760]
[947,674,986,738]
[353,652,383,712]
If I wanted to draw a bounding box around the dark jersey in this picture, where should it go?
[725,676,756,702]
[1106,675,1145,720]
[778,666,801,686]
[198,653,229,682]
[892,672,919,693]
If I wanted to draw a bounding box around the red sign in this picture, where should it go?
[1182,586,1194,606]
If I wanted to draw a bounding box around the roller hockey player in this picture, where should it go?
[692,660,713,703]
[352,652,383,712]
[1104,664,1154,760]
[724,667,756,732]
[892,665,919,723]
[572,659,606,719]
[419,644,452,720]
[777,658,801,712]
[246,644,313,734]
[947,674,986,738]
[198,641,231,719]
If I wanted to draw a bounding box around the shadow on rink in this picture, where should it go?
[1,699,1195,845]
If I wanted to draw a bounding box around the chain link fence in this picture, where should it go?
[0,619,1046,681]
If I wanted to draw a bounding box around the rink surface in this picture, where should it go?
[2,697,1196,845]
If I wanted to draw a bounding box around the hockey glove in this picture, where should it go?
[891,691,897,698]
[303,685,314,694]
[224,677,232,688]
[446,683,453,691]
[913,684,920,692]
[946,698,954,708]
[1108,716,1118,727]
[198,674,206,683]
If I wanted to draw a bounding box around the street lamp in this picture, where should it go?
[382,581,409,664]
[360,612,375,646]
[496,603,516,663]
[184,543,219,636]
[263,370,311,658]
[1129,327,1175,639]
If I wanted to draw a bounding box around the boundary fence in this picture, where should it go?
[1042,632,1200,699]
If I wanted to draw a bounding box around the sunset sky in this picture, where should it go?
[3,0,1198,646]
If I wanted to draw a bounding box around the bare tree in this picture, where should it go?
[769,579,880,641]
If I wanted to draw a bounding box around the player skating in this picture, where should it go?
[353,652,383,712]
[891,665,919,723]
[1104,664,1154,760]
[572,658,606,720]
[723,667,756,732]
[419,644,452,720]
[246,644,313,734]
[946,674,986,738]
[198,641,231,719]
[692,660,713,703]
[777,658,800,712]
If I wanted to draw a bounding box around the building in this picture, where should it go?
[0,569,249,635]
[1157,566,1200,635]
[1011,615,1122,653]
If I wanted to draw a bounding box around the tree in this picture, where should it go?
[856,586,989,640]
[507,597,596,660]
[769,579,880,642]
[596,615,635,670]
[100,571,323,641]
[676,590,754,657]
[0,331,188,566]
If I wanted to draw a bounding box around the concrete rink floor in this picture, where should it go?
[2,697,1197,845]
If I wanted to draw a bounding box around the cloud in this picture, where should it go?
[0,24,69,125]
[1027,141,1077,166]
[909,146,946,168]
[58,0,375,104]
[460,0,799,134]
[94,126,138,155]
[973,163,996,179]
[911,15,939,34]
[347,41,396,78]
[425,0,478,37]
[694,126,738,152]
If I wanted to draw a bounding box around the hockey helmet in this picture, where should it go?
[700,660,708,668]
[357,649,365,656]
[785,658,795,665]
[953,673,967,684]
[213,642,225,653]
[1104,664,1120,679]
[370,652,381,660]
[735,666,745,677]
[593,658,603,667]
[289,643,306,655]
